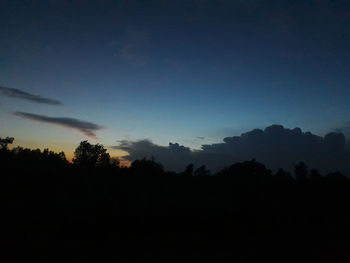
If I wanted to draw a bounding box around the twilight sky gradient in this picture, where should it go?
[0,0,349,162]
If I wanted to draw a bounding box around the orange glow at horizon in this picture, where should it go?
[8,138,131,167]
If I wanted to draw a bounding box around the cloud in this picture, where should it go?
[334,122,350,140]
[14,112,102,138]
[341,121,350,131]
[112,125,350,174]
[111,140,194,172]
[0,86,63,105]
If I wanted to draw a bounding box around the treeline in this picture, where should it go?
[1,137,347,179]
[3,137,350,262]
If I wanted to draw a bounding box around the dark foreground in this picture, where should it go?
[2,143,350,262]
[4,167,350,262]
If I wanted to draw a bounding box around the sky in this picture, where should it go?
[0,0,349,168]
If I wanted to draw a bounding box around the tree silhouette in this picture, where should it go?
[0,136,14,150]
[310,169,322,180]
[73,140,110,167]
[275,168,286,177]
[130,158,164,176]
[110,157,120,168]
[182,163,194,176]
[194,165,210,176]
[295,161,308,181]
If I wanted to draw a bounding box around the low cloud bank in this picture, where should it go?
[112,125,350,174]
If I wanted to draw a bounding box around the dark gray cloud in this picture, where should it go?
[15,112,102,138]
[0,86,62,105]
[334,122,350,141]
[112,125,350,174]
[111,140,193,172]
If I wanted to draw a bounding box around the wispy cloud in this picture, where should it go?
[119,28,151,66]
[0,86,63,105]
[14,112,102,138]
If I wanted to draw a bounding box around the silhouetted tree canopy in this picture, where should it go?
[73,140,111,167]
[218,159,271,179]
[295,161,308,181]
[0,136,14,150]
[194,165,210,177]
[182,163,194,177]
[130,158,164,176]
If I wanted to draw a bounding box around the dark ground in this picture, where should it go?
[3,151,350,262]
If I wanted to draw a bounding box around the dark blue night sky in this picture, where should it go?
[0,0,349,165]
